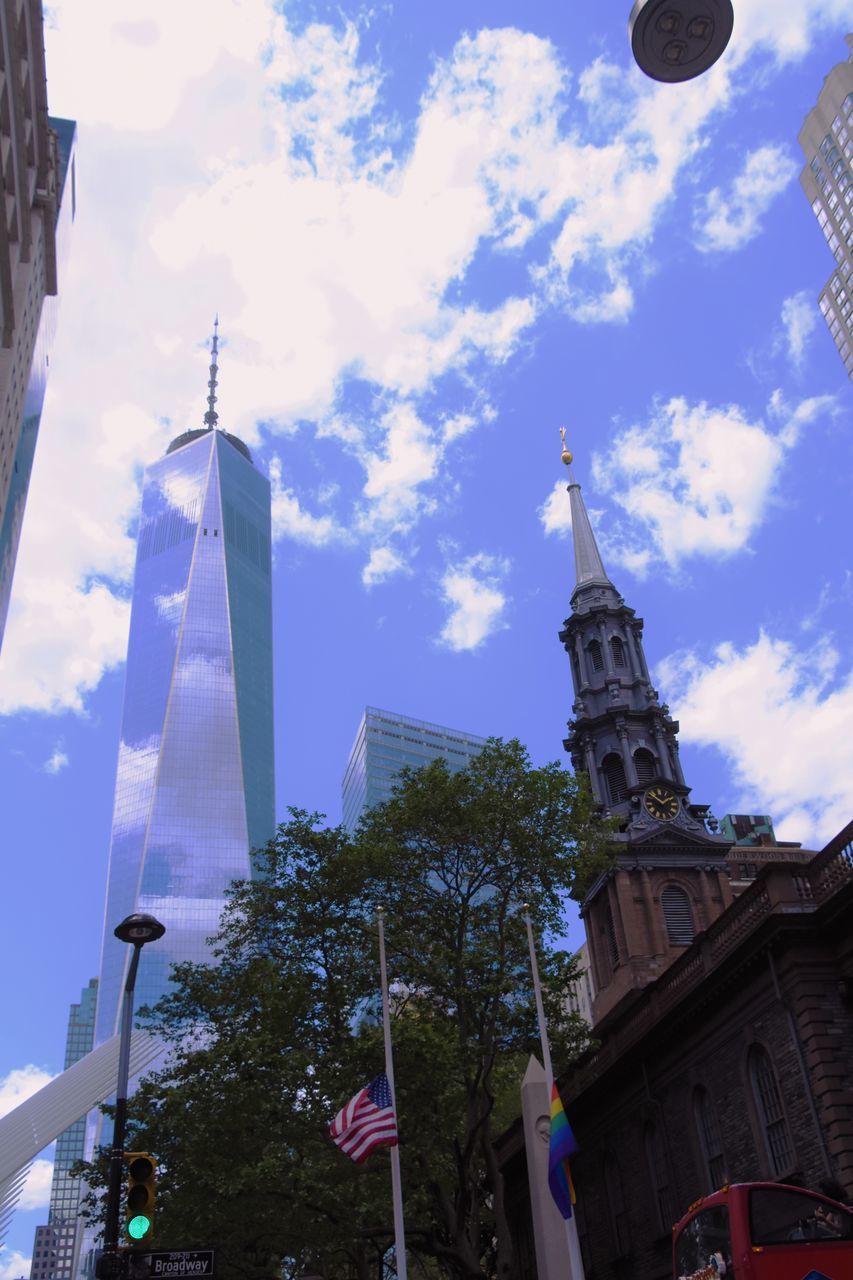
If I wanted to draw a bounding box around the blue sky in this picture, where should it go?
[1,0,852,1268]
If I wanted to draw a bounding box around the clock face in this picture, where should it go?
[644,785,679,822]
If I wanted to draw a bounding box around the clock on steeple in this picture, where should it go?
[643,785,679,822]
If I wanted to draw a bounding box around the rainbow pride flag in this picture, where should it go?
[548,1082,578,1219]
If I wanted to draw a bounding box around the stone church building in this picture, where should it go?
[498,441,853,1279]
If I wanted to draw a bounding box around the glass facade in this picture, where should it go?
[93,428,275,1048]
[0,118,77,644]
[341,706,487,830]
[29,979,98,1280]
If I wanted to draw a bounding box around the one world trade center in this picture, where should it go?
[93,327,275,1047]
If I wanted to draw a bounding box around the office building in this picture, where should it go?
[27,980,97,1280]
[92,331,275,1049]
[342,706,487,830]
[0,0,77,645]
[798,34,853,379]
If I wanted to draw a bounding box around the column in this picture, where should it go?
[617,724,639,788]
[583,737,602,803]
[598,617,615,676]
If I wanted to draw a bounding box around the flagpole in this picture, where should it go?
[376,908,408,1280]
[522,905,586,1280]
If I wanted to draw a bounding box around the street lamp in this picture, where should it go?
[98,913,165,1278]
[629,0,734,82]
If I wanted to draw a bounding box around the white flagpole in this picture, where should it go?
[376,908,408,1280]
[522,906,586,1280]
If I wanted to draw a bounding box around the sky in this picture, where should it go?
[1,0,852,1270]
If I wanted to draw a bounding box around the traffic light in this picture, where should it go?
[124,1153,156,1243]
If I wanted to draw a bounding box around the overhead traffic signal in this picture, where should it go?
[124,1152,156,1243]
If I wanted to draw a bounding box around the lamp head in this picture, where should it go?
[114,913,166,946]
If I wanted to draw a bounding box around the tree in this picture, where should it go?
[76,740,613,1280]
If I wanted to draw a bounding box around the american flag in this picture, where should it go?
[329,1073,398,1163]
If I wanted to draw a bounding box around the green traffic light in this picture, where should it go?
[127,1215,151,1240]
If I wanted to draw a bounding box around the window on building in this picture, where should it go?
[645,1122,677,1234]
[588,638,604,672]
[602,753,627,805]
[749,1045,794,1175]
[609,634,626,667]
[605,1153,630,1257]
[694,1086,726,1191]
[662,885,694,945]
[634,747,657,785]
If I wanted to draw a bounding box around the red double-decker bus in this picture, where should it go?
[673,1182,853,1279]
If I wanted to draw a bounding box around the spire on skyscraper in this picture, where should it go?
[559,427,612,599]
[203,315,219,429]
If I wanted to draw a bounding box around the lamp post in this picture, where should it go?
[98,913,165,1278]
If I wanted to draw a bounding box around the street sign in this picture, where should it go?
[123,1250,215,1280]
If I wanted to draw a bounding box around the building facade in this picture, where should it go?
[92,337,275,1048]
[341,706,487,830]
[0,1,77,645]
[798,34,853,380]
[28,980,97,1280]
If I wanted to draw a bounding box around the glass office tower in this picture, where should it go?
[342,706,487,830]
[28,979,97,1280]
[93,420,275,1046]
[0,117,77,645]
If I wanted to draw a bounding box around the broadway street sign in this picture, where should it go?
[124,1251,215,1279]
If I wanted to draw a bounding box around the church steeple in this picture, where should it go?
[556,429,731,1025]
[557,430,701,830]
[560,427,612,600]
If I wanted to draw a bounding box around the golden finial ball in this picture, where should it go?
[561,448,573,466]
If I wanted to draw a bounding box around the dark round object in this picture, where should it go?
[629,0,734,82]
[114,912,166,945]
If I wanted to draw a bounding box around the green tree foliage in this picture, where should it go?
[76,740,613,1280]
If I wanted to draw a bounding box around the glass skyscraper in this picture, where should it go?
[93,360,275,1047]
[797,34,853,379]
[28,979,97,1280]
[0,115,77,646]
[341,706,487,830]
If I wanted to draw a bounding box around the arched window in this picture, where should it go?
[588,638,604,672]
[694,1086,726,1192]
[662,885,694,945]
[610,635,626,667]
[644,1122,676,1234]
[634,747,657,785]
[605,1153,630,1257]
[602,753,627,805]
[749,1045,794,1175]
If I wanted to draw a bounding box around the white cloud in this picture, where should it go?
[268,456,343,547]
[3,1,848,716]
[694,145,797,253]
[0,1250,32,1280]
[17,1159,55,1212]
[362,546,409,586]
[1,402,166,715]
[778,290,819,369]
[439,554,509,652]
[658,631,853,845]
[539,479,572,536]
[360,404,440,533]
[43,744,69,775]
[591,393,838,572]
[0,1065,55,1117]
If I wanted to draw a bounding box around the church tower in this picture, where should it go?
[557,430,733,1022]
